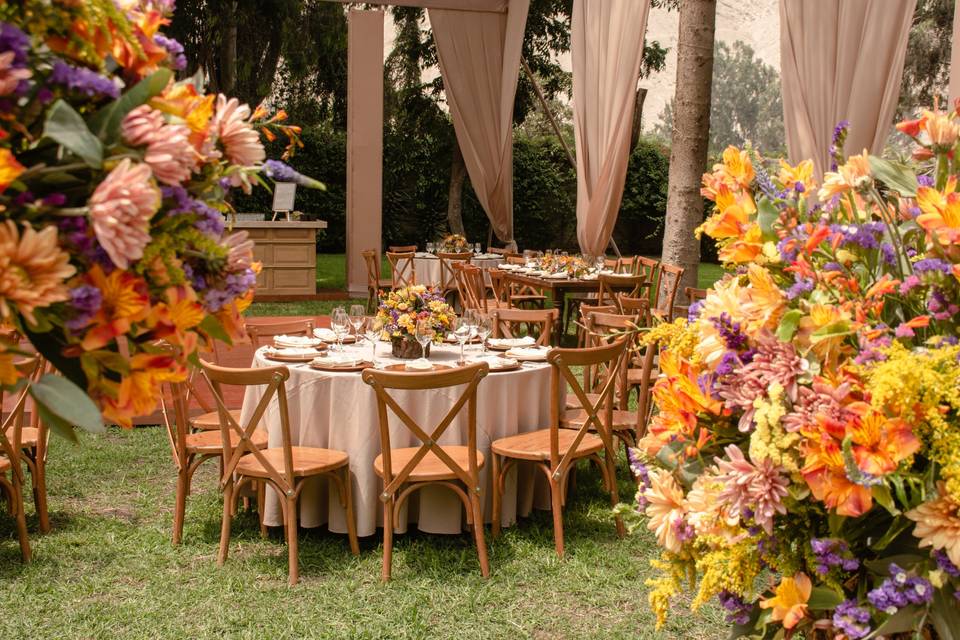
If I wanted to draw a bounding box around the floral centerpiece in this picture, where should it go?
[630,110,960,639]
[0,1,318,433]
[439,233,469,253]
[540,254,590,278]
[376,285,454,359]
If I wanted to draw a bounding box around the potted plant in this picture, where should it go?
[376,286,454,359]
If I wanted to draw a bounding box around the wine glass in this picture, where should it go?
[426,241,434,254]
[462,309,479,348]
[363,315,382,363]
[349,304,365,340]
[331,307,349,353]
[451,316,472,364]
[415,318,434,362]
[476,314,492,354]
[473,242,482,256]
[595,255,606,272]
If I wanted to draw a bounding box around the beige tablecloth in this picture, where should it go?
[241,341,552,536]
[413,254,503,289]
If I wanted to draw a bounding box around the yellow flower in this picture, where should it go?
[0,221,76,324]
[101,352,187,428]
[0,148,25,193]
[643,468,688,553]
[915,179,960,245]
[818,150,873,200]
[905,483,960,569]
[759,573,811,629]
[777,159,816,193]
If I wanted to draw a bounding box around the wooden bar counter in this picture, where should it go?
[232,219,327,298]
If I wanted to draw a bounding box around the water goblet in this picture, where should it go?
[452,316,472,364]
[476,314,492,354]
[363,316,382,363]
[331,307,349,353]
[349,304,365,340]
[426,241,435,254]
[415,318,434,362]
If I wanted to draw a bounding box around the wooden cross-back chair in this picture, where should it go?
[455,263,496,313]
[617,294,653,327]
[565,273,648,336]
[635,256,661,293]
[362,363,490,581]
[628,335,661,439]
[436,251,472,301]
[160,376,270,545]
[388,244,417,253]
[200,360,359,585]
[16,357,53,533]
[575,303,617,347]
[0,357,42,562]
[486,269,511,308]
[657,263,686,318]
[363,249,390,313]
[246,318,315,349]
[491,340,627,557]
[603,256,636,274]
[491,308,558,346]
[386,251,416,290]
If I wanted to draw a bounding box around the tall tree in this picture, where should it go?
[660,0,717,296]
[898,0,954,117]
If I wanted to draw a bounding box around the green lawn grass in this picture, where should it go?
[0,427,724,639]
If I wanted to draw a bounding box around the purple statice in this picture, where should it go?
[811,538,860,575]
[65,285,102,331]
[687,299,704,322]
[917,174,935,188]
[867,564,933,614]
[49,59,120,98]
[934,549,960,578]
[822,261,843,272]
[154,34,186,70]
[626,447,650,488]
[928,288,959,320]
[854,327,892,365]
[786,277,814,300]
[833,600,871,639]
[880,243,896,266]
[710,313,748,350]
[717,591,752,625]
[203,268,257,312]
[830,120,850,171]
[672,518,695,544]
[0,22,31,95]
[262,160,319,187]
[829,222,885,251]
[161,185,225,238]
[57,216,115,270]
[754,162,787,200]
[913,258,953,275]
[715,350,741,376]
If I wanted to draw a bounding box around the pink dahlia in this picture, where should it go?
[0,51,30,96]
[714,444,789,535]
[88,159,160,269]
[122,105,196,186]
[121,104,165,146]
[212,95,265,166]
[224,231,255,270]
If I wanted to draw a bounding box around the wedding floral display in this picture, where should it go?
[0,1,314,432]
[632,109,960,638]
[439,233,469,253]
[376,285,455,342]
[539,253,590,278]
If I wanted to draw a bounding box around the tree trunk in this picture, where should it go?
[631,86,647,150]
[220,1,238,95]
[446,144,467,236]
[661,0,716,300]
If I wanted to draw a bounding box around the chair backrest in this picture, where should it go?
[455,263,487,312]
[200,360,296,494]
[658,263,686,316]
[486,269,510,307]
[634,336,661,438]
[617,293,653,326]
[0,357,42,481]
[584,312,637,403]
[604,256,636,274]
[597,273,647,307]
[362,249,381,290]
[635,256,661,298]
[362,363,489,501]
[386,251,416,289]
[161,379,192,469]
[246,318,315,348]
[491,308,558,346]
[685,286,708,303]
[436,251,472,292]
[547,339,628,475]
[388,245,417,253]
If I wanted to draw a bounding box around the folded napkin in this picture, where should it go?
[543,272,569,279]
[314,328,337,341]
[469,355,518,369]
[505,346,551,360]
[312,354,361,367]
[264,346,318,357]
[581,273,598,281]
[274,334,322,348]
[404,359,433,371]
[415,252,434,258]
[498,263,519,271]
[528,270,549,277]
[487,336,536,349]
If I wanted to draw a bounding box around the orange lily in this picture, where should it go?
[0,148,24,193]
[80,266,150,351]
[760,573,812,630]
[849,411,921,476]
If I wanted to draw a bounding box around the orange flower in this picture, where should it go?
[905,483,960,568]
[642,351,722,455]
[800,425,873,517]
[80,266,150,351]
[818,150,873,200]
[718,224,764,263]
[148,286,204,353]
[100,352,187,428]
[915,180,960,245]
[150,82,216,151]
[702,184,754,240]
[760,573,811,629]
[849,411,920,476]
[777,159,816,193]
[0,148,24,193]
[0,221,76,324]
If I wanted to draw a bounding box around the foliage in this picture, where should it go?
[655,41,785,156]
[0,1,312,430]
[898,0,955,119]
[634,110,960,638]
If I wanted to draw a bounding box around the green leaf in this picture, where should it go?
[35,403,78,443]
[863,554,924,575]
[756,198,779,242]
[88,68,173,142]
[807,586,844,610]
[871,484,901,516]
[199,314,231,345]
[868,606,924,637]
[28,374,105,435]
[869,517,914,552]
[869,156,919,197]
[775,309,803,342]
[931,587,960,640]
[811,320,852,342]
[42,99,103,168]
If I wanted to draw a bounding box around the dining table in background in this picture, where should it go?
[500,269,603,343]
[413,253,504,288]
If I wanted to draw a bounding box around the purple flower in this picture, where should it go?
[934,549,960,578]
[161,185,225,238]
[895,324,915,339]
[717,590,753,625]
[811,538,859,575]
[0,23,30,66]
[687,300,704,321]
[65,285,102,331]
[262,160,320,188]
[913,258,953,275]
[867,564,931,615]
[830,120,850,171]
[49,60,119,98]
[828,222,885,251]
[154,34,186,70]
[786,277,814,300]
[710,313,748,350]
[917,174,935,187]
[880,243,896,266]
[833,600,871,639]
[899,274,921,294]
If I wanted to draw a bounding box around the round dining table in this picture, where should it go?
[413,253,504,288]
[241,340,552,537]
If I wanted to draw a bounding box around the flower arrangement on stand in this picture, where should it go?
[439,233,469,253]
[629,110,960,638]
[0,1,319,433]
[376,285,454,359]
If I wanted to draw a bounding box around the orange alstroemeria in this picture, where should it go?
[800,426,873,517]
[777,159,817,194]
[0,148,24,193]
[150,82,216,150]
[818,150,873,200]
[112,10,170,79]
[717,224,764,264]
[849,411,921,477]
[80,266,150,351]
[701,184,753,240]
[915,181,960,245]
[760,573,812,630]
[101,352,187,428]
[148,286,204,353]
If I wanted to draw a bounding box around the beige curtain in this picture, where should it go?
[429,0,530,247]
[356,0,507,10]
[950,0,960,103]
[780,0,915,176]
[571,0,651,256]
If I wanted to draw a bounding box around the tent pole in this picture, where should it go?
[521,58,576,170]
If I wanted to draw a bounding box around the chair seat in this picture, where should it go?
[627,368,657,386]
[235,446,348,478]
[492,428,604,461]
[185,429,268,454]
[562,408,637,432]
[19,427,38,448]
[190,409,241,431]
[374,446,484,482]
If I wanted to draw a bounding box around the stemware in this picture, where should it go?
[349,304,365,339]
[476,314,492,354]
[363,315,382,363]
[415,318,434,362]
[473,242,482,256]
[452,316,472,364]
[462,309,479,348]
[426,241,435,254]
[331,307,349,352]
[595,255,605,272]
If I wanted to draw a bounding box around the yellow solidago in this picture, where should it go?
[749,383,801,474]
[642,317,699,362]
[692,536,762,611]
[859,342,960,500]
[646,553,693,629]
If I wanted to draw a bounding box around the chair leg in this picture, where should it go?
[342,468,360,556]
[173,467,188,545]
[381,499,393,582]
[218,480,233,566]
[470,493,490,578]
[286,496,299,586]
[605,450,626,539]
[12,477,30,562]
[257,480,268,539]
[491,453,502,538]
[33,460,50,534]
[549,475,565,558]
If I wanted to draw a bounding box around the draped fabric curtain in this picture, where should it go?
[779,0,915,177]
[429,0,530,248]
[950,0,960,104]
[349,0,507,10]
[571,0,651,256]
